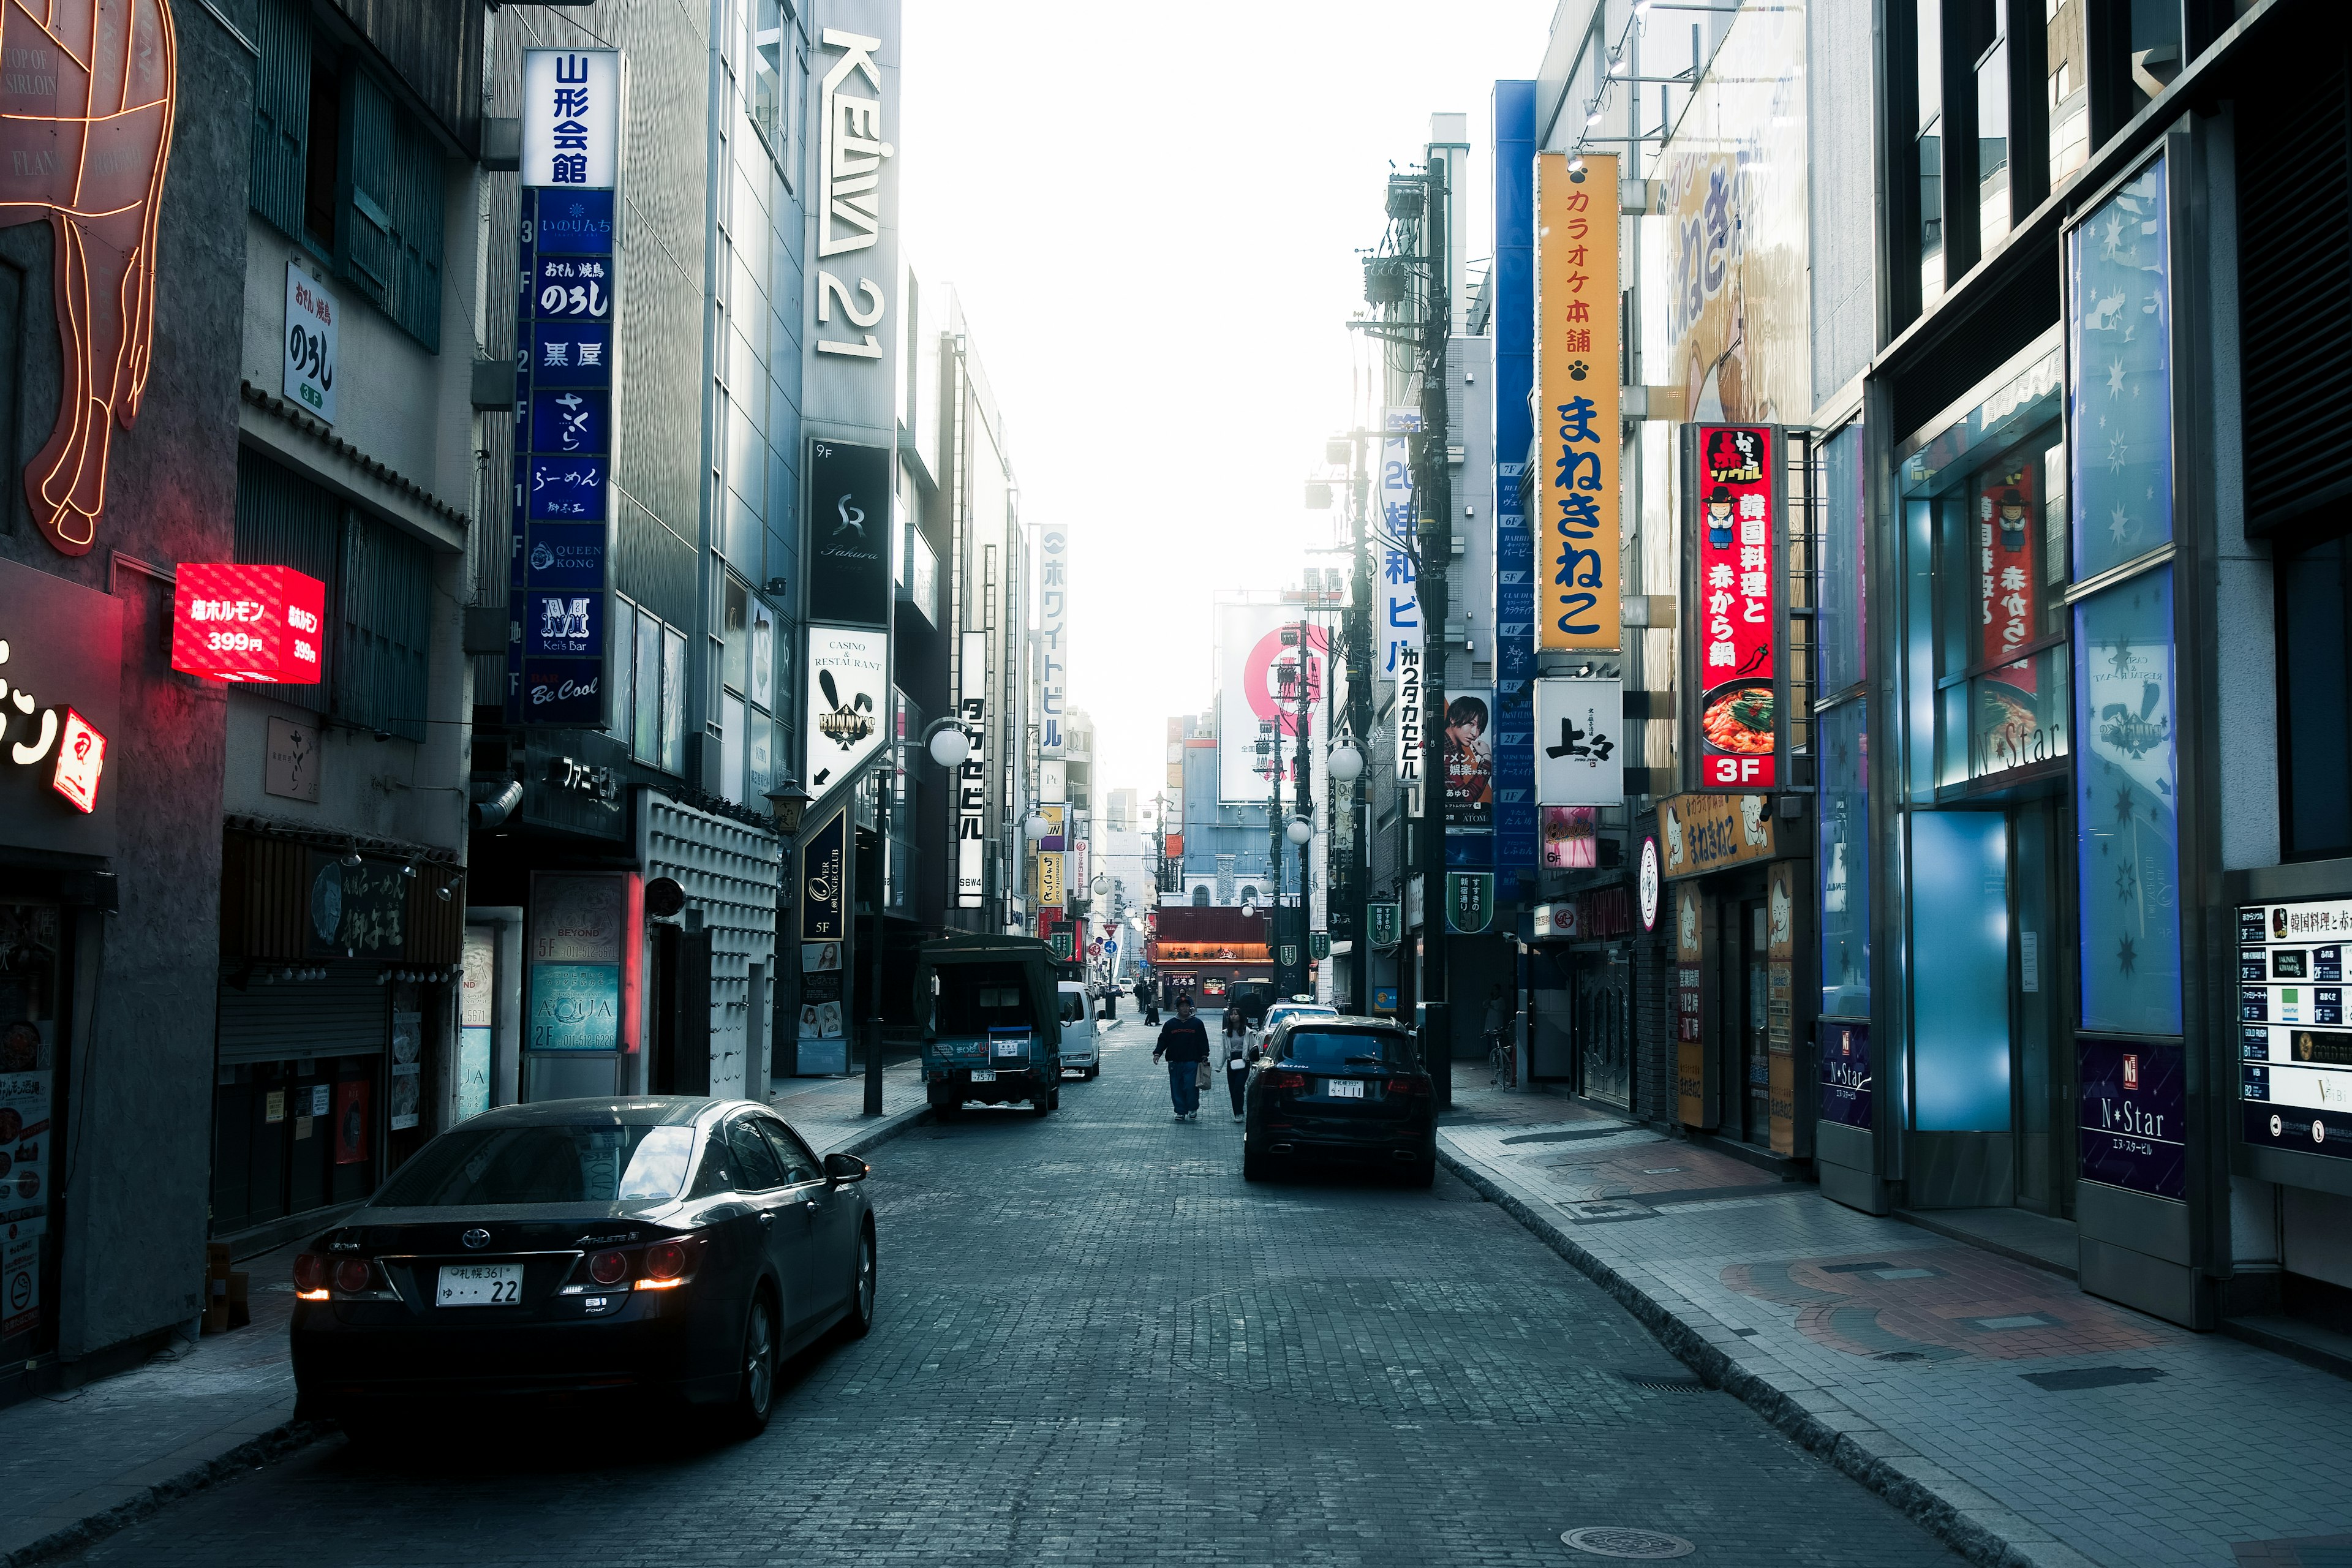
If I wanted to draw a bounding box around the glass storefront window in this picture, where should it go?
[633,612,662,767]
[1819,698,1870,1017]
[2073,566,2182,1035]
[1820,424,1866,698]
[2068,156,2173,582]
[1968,647,2070,780]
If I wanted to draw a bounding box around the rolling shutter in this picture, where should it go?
[217,964,390,1065]
[232,450,340,715]
[248,0,310,240]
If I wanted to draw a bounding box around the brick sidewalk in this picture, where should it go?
[0,1066,930,1567]
[1434,1083,2352,1567]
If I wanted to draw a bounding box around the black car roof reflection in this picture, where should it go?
[450,1096,739,1130]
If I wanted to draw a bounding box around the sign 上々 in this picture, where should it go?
[507,48,625,729]
[1683,424,1784,790]
[1533,676,1621,805]
[804,625,889,792]
[806,439,892,627]
[1535,152,1620,652]
[172,564,326,685]
[283,264,336,423]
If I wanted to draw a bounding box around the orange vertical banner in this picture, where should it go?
[1535,152,1621,651]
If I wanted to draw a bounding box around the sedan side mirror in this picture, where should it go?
[824,1152,869,1186]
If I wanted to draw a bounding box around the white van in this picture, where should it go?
[1057,982,1100,1079]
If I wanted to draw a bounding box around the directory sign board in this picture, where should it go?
[2239,897,2352,1167]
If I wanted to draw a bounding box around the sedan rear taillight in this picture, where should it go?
[643,1242,689,1283]
[588,1249,628,1286]
[1265,1070,1309,1090]
[293,1253,328,1300]
[333,1258,374,1294]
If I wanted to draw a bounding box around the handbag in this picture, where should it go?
[1196,1059,1212,1090]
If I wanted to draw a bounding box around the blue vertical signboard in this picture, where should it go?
[507,50,625,727]
[1490,81,1539,884]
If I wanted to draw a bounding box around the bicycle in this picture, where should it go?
[1485,1026,1513,1088]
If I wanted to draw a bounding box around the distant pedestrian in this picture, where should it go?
[1153,994,1209,1120]
[1223,1005,1251,1118]
[1139,978,1159,1025]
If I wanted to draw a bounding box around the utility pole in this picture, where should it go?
[1415,152,1453,1110]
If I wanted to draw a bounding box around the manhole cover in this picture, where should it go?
[1561,1526,1695,1559]
[2022,1365,2168,1392]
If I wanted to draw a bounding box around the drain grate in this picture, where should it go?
[1561,1526,1696,1559]
[2022,1365,2168,1392]
[1619,1371,1708,1393]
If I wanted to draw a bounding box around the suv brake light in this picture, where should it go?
[1388,1076,1428,1096]
[1266,1070,1309,1090]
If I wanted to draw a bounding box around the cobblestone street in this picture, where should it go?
[63,1027,1954,1567]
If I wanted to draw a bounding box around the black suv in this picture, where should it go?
[1242,1016,1435,1186]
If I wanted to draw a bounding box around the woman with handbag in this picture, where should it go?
[1222,1004,1251,1118]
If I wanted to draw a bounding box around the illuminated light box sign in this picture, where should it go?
[1681,424,1787,791]
[170,564,326,684]
[50,709,105,813]
[2237,897,2352,1165]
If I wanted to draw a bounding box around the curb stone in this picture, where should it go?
[2,1418,330,1568]
[1434,1136,2105,1568]
[2,1103,936,1568]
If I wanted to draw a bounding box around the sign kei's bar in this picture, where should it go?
[170,564,326,684]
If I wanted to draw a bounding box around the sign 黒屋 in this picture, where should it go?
[1683,424,1785,790]
[507,48,625,729]
[1536,151,1620,652]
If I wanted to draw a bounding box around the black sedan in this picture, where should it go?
[290,1097,876,1440]
[1241,1016,1436,1186]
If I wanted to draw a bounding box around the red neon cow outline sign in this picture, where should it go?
[0,0,176,557]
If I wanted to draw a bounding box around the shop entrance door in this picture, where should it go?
[1713,886,1771,1144]
[1577,954,1631,1109]
[2012,796,2074,1218]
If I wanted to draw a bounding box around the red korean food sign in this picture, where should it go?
[1691,424,1779,789]
[170,564,326,684]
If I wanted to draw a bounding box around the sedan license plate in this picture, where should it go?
[1326,1079,1366,1099]
[437,1263,523,1307]
[970,1068,997,1082]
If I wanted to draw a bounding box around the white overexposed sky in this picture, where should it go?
[898,1,1553,811]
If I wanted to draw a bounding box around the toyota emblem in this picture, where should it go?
[461,1227,491,1250]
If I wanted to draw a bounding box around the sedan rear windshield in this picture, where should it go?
[1280,1030,1417,1070]
[377,1123,698,1207]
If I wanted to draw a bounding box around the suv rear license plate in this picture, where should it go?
[438,1263,523,1306]
[971,1068,997,1082]
[1326,1079,1366,1099]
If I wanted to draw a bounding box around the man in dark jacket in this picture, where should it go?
[1152,994,1210,1120]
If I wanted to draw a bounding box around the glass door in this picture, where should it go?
[2012,796,2075,1216]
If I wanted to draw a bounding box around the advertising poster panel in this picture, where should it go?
[1675,883,1709,1127]
[806,439,892,627]
[1534,151,1619,651]
[1819,1021,1871,1129]
[804,625,889,793]
[1441,689,1493,827]
[1217,603,1326,804]
[527,872,638,1054]
[2077,1037,2187,1199]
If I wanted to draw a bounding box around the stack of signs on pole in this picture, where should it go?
[1535,151,1619,654]
[1683,424,1785,790]
[804,626,888,792]
[1039,527,1068,753]
[1379,407,1423,788]
[957,629,987,908]
[1491,81,1539,880]
[507,49,625,727]
[1534,676,1622,804]
[799,813,848,1047]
